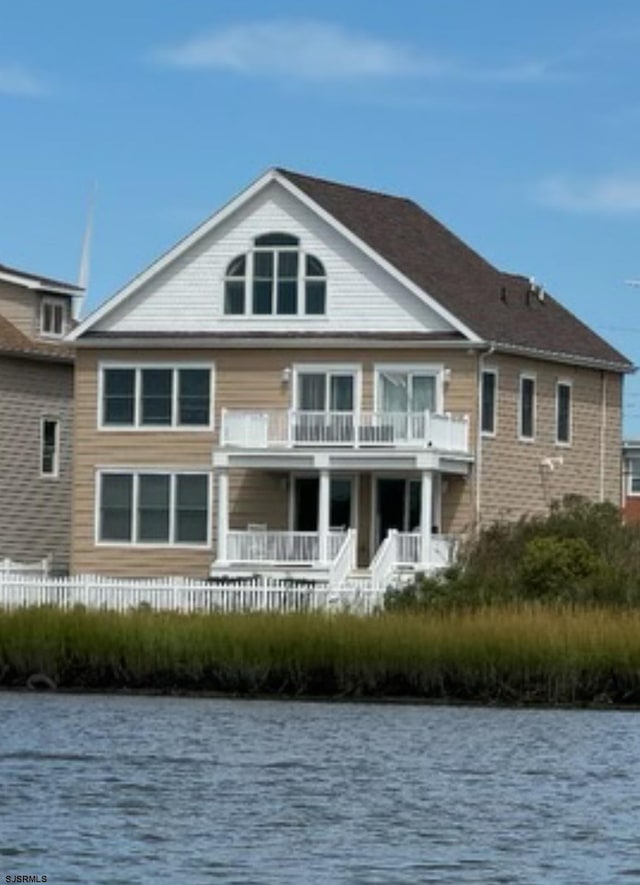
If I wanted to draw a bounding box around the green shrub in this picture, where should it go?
[518,536,600,600]
[386,496,640,610]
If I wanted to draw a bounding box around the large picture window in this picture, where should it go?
[224,233,326,317]
[101,365,213,428]
[98,472,209,545]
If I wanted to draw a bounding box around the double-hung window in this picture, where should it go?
[556,381,572,445]
[101,365,213,429]
[519,375,536,440]
[40,297,66,338]
[628,458,640,496]
[99,471,209,544]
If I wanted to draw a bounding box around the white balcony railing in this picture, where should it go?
[226,529,346,564]
[220,410,469,453]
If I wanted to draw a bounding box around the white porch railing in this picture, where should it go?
[370,530,398,591]
[395,533,455,567]
[328,529,357,586]
[220,409,469,453]
[370,531,455,589]
[226,529,346,564]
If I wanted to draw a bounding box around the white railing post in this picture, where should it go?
[216,467,229,564]
[318,468,330,565]
[420,470,433,568]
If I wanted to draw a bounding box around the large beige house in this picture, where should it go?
[69,169,631,584]
[0,262,82,572]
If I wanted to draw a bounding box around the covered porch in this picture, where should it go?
[211,449,471,587]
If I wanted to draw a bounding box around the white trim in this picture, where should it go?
[40,416,60,479]
[95,468,212,548]
[97,361,215,431]
[69,168,480,343]
[0,269,79,296]
[555,379,572,447]
[480,367,498,438]
[373,362,445,413]
[518,373,536,442]
[69,169,282,339]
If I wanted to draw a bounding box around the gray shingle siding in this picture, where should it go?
[0,354,73,572]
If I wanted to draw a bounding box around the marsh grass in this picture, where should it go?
[2,604,640,704]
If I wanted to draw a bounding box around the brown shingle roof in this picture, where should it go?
[0,315,74,362]
[279,169,631,370]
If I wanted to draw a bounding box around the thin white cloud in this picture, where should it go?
[536,174,640,213]
[153,19,557,85]
[154,20,432,80]
[0,64,47,97]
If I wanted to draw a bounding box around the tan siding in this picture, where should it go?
[0,282,37,337]
[478,355,623,527]
[72,346,477,575]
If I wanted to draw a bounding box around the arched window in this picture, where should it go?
[224,233,326,316]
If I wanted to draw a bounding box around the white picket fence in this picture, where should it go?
[0,572,385,615]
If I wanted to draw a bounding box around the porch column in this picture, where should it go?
[216,467,229,564]
[420,470,433,567]
[318,468,330,564]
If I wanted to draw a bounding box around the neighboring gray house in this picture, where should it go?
[0,262,82,572]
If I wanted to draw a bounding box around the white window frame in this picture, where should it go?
[40,417,60,478]
[223,235,327,318]
[625,456,640,497]
[98,362,215,431]
[481,368,498,437]
[292,363,362,414]
[518,373,536,441]
[373,363,445,414]
[555,380,572,446]
[95,469,212,547]
[40,297,66,338]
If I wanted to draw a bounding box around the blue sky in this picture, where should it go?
[4,1,640,432]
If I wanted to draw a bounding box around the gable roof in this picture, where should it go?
[0,262,82,295]
[278,169,631,371]
[73,166,630,370]
[0,314,74,363]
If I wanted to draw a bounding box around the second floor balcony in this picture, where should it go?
[220,409,470,454]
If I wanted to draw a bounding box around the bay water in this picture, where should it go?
[1,693,639,884]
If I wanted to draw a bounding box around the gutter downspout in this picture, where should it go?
[475,344,495,532]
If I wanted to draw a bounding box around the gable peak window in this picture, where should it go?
[224,232,326,316]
